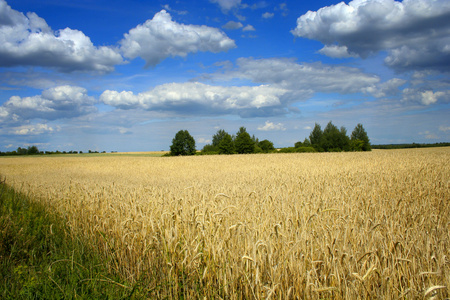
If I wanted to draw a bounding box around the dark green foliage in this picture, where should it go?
[201,129,233,154]
[351,123,371,151]
[296,146,317,153]
[321,121,351,152]
[372,142,450,149]
[303,138,312,147]
[309,123,324,152]
[322,121,341,152]
[300,122,372,152]
[170,130,196,156]
[201,144,217,154]
[234,127,255,154]
[294,138,312,148]
[339,126,351,151]
[258,139,275,153]
[279,147,316,153]
[199,128,277,156]
[16,147,28,155]
[212,129,228,148]
[218,133,235,154]
[27,146,40,155]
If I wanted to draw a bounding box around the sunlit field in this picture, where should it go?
[1,148,449,299]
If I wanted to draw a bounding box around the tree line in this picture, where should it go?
[169,127,276,156]
[168,122,372,156]
[372,142,450,149]
[295,122,371,152]
[0,146,41,156]
[0,146,108,156]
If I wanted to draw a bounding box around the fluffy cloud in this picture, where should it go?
[262,12,274,19]
[100,82,289,117]
[1,86,96,122]
[210,0,241,11]
[219,57,380,94]
[0,0,123,72]
[223,21,243,30]
[402,88,448,105]
[363,78,406,98]
[12,123,57,136]
[243,25,256,32]
[318,45,357,58]
[292,0,450,72]
[119,10,236,67]
[257,121,286,131]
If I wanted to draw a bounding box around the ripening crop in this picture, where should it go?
[0,148,449,299]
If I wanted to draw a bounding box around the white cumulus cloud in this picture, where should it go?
[119,10,236,67]
[223,21,243,30]
[262,12,274,19]
[220,57,380,94]
[402,88,448,105]
[1,85,96,122]
[243,25,255,32]
[100,82,288,117]
[292,0,450,72]
[210,0,241,11]
[0,0,123,72]
[13,123,56,135]
[318,45,357,58]
[258,121,286,131]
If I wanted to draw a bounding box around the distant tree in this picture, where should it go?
[170,130,196,156]
[302,138,312,147]
[351,124,371,151]
[309,123,324,151]
[322,121,341,151]
[27,146,39,155]
[17,147,28,155]
[258,139,275,153]
[212,129,228,148]
[201,144,217,153]
[234,127,255,154]
[218,133,235,154]
[339,126,351,151]
[251,134,259,145]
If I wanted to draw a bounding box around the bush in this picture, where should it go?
[279,147,317,153]
[295,147,317,153]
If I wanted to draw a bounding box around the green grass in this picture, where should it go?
[0,179,137,299]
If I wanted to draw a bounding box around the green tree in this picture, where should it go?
[16,147,28,155]
[258,139,275,153]
[201,144,217,153]
[309,123,324,151]
[351,123,371,151]
[303,138,312,147]
[322,121,341,151]
[339,126,351,151]
[27,145,40,155]
[170,130,196,156]
[212,129,228,148]
[218,133,235,154]
[234,127,255,154]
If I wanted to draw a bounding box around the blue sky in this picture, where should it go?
[0,0,449,152]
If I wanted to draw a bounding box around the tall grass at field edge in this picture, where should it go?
[0,179,135,299]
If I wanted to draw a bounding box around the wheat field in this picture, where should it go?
[0,148,449,299]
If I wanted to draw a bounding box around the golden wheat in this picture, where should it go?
[1,148,449,298]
